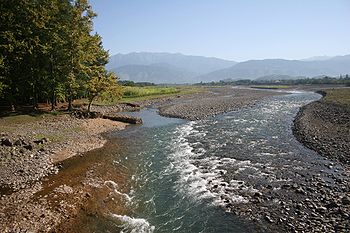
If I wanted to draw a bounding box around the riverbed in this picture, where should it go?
[52,91,349,232]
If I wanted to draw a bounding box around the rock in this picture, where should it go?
[1,138,13,147]
[23,144,33,150]
[54,185,74,194]
[316,206,327,213]
[341,196,350,205]
[14,140,22,146]
[296,203,303,209]
[264,215,274,223]
[295,188,306,195]
[254,192,263,197]
[33,138,49,145]
[326,201,339,208]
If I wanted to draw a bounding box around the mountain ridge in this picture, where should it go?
[107,52,350,83]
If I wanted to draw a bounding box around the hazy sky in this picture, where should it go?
[89,0,350,61]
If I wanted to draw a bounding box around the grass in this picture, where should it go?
[251,85,291,89]
[90,85,206,105]
[0,112,75,136]
[323,88,350,106]
[0,114,55,132]
[0,114,45,125]
[122,85,205,102]
[122,86,180,98]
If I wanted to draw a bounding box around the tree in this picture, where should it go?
[86,72,122,112]
[64,0,98,111]
[83,33,122,112]
[0,0,117,112]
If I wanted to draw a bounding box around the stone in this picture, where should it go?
[316,206,327,213]
[295,188,306,195]
[1,138,13,147]
[326,201,339,208]
[341,196,350,205]
[33,138,48,145]
[264,215,274,223]
[254,192,263,197]
[23,144,33,150]
[14,140,22,146]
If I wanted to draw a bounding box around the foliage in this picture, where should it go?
[0,0,121,111]
[86,73,122,112]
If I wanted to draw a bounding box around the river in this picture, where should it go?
[72,91,324,232]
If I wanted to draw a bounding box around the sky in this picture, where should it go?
[89,0,350,61]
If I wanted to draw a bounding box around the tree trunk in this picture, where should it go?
[9,89,16,111]
[87,97,94,113]
[68,95,73,111]
[10,103,15,112]
[51,89,55,111]
[67,87,73,111]
[50,56,55,111]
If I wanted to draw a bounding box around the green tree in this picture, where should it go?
[0,0,116,112]
[83,34,122,112]
[86,72,122,112]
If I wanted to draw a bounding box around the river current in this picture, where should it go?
[88,91,323,232]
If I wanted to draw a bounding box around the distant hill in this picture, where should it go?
[197,56,350,82]
[107,52,350,84]
[107,52,236,83]
[111,64,197,84]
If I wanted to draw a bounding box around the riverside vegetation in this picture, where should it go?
[0,0,122,112]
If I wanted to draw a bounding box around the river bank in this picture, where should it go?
[293,88,350,165]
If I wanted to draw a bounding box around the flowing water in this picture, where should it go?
[78,91,326,232]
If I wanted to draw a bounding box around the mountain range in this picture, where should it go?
[107,52,350,84]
